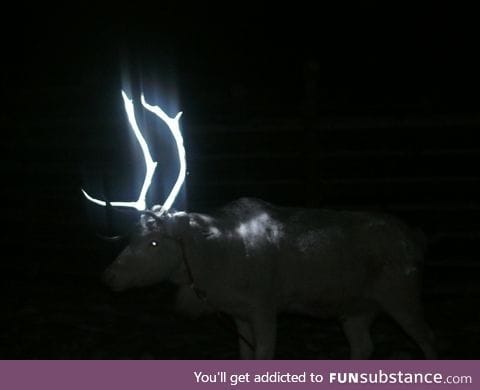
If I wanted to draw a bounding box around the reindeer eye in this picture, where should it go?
[150,240,158,247]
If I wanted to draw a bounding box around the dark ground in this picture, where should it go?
[3,278,480,360]
[2,4,480,359]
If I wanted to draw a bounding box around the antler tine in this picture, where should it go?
[81,90,157,211]
[96,233,128,242]
[141,94,186,216]
[82,91,186,217]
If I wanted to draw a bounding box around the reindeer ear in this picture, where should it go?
[165,212,191,239]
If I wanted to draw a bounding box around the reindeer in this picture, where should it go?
[83,92,436,359]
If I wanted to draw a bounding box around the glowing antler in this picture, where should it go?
[141,95,185,215]
[82,90,186,214]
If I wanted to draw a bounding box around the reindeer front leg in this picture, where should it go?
[251,309,277,359]
[234,318,255,359]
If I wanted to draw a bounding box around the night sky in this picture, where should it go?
[2,4,480,359]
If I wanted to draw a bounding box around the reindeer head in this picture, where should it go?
[82,91,188,290]
[103,210,191,291]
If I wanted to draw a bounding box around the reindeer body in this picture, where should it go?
[104,197,436,359]
[84,92,435,358]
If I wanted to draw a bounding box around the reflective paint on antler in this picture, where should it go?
[141,94,186,215]
[81,90,158,211]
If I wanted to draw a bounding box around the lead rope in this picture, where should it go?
[173,237,255,352]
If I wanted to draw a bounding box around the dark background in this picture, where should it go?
[2,3,480,358]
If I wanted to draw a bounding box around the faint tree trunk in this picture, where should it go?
[302,60,323,207]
